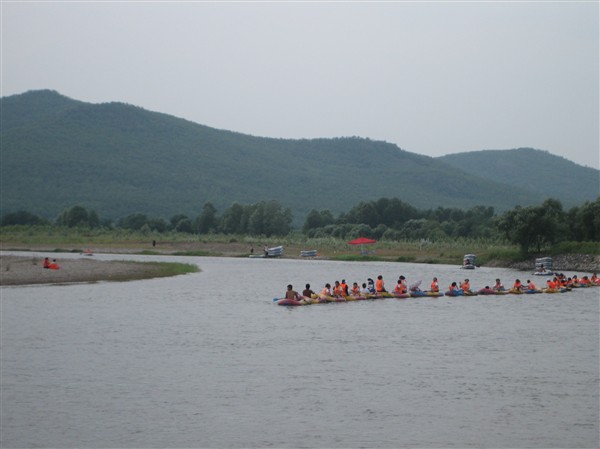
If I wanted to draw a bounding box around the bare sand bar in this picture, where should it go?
[0,255,182,286]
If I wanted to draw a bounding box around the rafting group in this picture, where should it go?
[276,272,600,306]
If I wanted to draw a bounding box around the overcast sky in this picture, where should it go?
[2,1,598,169]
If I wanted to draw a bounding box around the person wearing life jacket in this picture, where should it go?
[546,278,559,289]
[394,279,404,294]
[43,257,51,269]
[321,283,332,297]
[352,282,361,296]
[461,279,471,293]
[579,276,591,286]
[572,275,579,285]
[398,275,407,293]
[430,277,439,292]
[376,275,386,293]
[512,279,523,291]
[591,273,599,284]
[333,280,344,297]
[48,259,60,270]
[394,276,407,294]
[340,280,349,296]
[525,279,537,290]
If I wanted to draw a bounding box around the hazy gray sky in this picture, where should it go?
[2,1,599,168]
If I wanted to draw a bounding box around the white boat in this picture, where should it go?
[300,249,318,257]
[249,245,284,258]
[461,254,476,269]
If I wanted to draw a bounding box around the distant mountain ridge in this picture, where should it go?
[438,149,598,206]
[1,90,597,224]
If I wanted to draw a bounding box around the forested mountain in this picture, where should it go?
[2,90,597,224]
[438,149,598,205]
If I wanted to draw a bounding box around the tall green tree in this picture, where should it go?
[196,202,218,234]
[496,199,566,253]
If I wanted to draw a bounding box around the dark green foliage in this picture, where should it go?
[4,90,596,226]
[56,205,100,228]
[1,210,48,226]
[566,197,600,241]
[119,213,150,231]
[495,198,569,253]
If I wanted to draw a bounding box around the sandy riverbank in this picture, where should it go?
[0,255,194,286]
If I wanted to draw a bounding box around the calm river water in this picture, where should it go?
[1,252,598,448]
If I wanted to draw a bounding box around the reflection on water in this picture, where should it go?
[1,254,599,448]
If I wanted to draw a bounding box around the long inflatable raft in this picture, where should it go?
[276,287,576,305]
[276,291,443,306]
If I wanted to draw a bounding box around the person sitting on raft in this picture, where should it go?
[321,283,332,297]
[302,284,315,298]
[360,283,370,295]
[524,279,537,290]
[48,259,60,270]
[285,284,301,300]
[340,280,349,296]
[461,279,472,294]
[367,278,376,294]
[43,257,51,269]
[493,278,505,291]
[394,276,407,294]
[333,280,345,297]
[351,282,361,296]
[430,277,439,292]
[394,280,405,294]
[578,276,591,286]
[448,282,462,294]
[376,275,387,293]
[512,279,523,291]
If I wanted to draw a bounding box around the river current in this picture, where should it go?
[1,252,598,448]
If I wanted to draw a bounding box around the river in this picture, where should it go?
[1,253,598,448]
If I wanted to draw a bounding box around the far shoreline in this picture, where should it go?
[2,240,598,286]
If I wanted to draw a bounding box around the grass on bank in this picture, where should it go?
[1,225,598,266]
[127,261,200,280]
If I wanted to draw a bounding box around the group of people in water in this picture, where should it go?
[284,272,600,300]
[42,257,60,270]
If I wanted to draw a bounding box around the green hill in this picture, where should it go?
[1,90,596,224]
[438,149,598,206]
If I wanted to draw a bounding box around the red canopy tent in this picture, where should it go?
[348,237,377,255]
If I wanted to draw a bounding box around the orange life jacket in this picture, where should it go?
[376,279,384,292]
[340,282,348,295]
[430,281,439,292]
